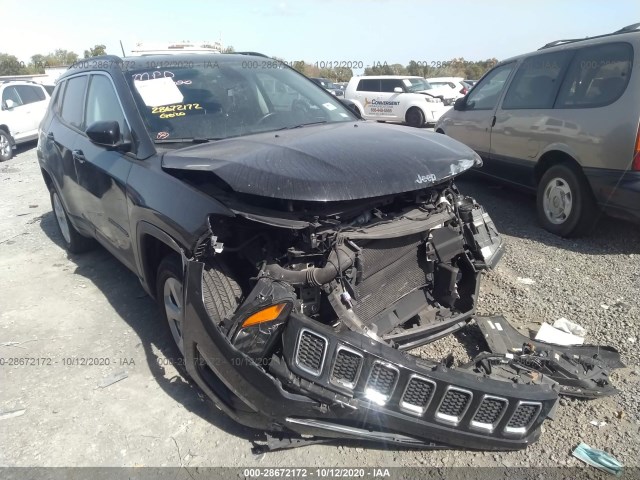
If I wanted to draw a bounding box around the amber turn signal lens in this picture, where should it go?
[242,304,287,328]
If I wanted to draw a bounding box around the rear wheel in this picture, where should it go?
[536,163,597,237]
[0,129,13,161]
[50,186,94,253]
[405,107,425,128]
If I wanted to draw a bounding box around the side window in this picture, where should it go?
[52,81,66,115]
[60,75,88,129]
[556,42,633,108]
[2,86,23,107]
[357,79,380,92]
[15,85,45,105]
[465,63,515,111]
[85,74,129,138]
[502,51,572,109]
[380,79,403,92]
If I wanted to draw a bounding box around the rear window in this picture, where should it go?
[555,42,633,108]
[356,79,380,92]
[502,51,573,109]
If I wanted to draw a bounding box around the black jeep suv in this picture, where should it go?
[37,53,560,451]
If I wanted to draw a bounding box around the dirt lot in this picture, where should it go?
[1,144,639,471]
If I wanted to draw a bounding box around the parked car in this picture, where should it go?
[37,52,580,451]
[344,75,451,126]
[426,76,469,97]
[310,77,344,96]
[0,80,50,161]
[436,23,640,236]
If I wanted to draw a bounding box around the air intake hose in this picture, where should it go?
[264,245,355,286]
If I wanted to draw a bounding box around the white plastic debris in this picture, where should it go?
[628,337,636,344]
[601,304,610,310]
[0,408,26,420]
[516,277,535,285]
[589,420,607,428]
[553,317,587,337]
[535,322,584,346]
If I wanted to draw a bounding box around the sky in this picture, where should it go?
[1,0,638,70]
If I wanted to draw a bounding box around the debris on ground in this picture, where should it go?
[516,277,535,285]
[97,371,128,389]
[553,317,587,337]
[535,322,584,345]
[0,409,26,421]
[572,442,624,476]
[589,420,607,428]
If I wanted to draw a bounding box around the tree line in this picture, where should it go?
[1,45,498,82]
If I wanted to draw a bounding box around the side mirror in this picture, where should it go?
[4,99,17,110]
[393,87,404,93]
[339,99,362,119]
[86,121,131,152]
[453,97,466,111]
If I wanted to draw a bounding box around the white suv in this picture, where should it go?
[344,76,450,127]
[0,81,51,161]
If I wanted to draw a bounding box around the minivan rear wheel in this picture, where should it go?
[405,107,425,128]
[536,163,597,237]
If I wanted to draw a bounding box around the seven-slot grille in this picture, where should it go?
[436,388,472,424]
[365,361,398,401]
[506,402,541,433]
[330,347,363,388]
[295,329,327,376]
[292,331,543,436]
[400,376,435,414]
[471,397,507,430]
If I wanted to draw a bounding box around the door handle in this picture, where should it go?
[72,149,86,163]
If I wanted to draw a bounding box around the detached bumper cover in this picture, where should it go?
[183,261,558,450]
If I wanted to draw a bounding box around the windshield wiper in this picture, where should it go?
[154,138,219,144]
[278,120,328,130]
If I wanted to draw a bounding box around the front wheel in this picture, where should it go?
[405,107,425,128]
[536,163,597,237]
[0,129,13,161]
[156,255,242,357]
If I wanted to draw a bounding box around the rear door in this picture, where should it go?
[74,73,135,270]
[44,75,90,231]
[489,51,574,187]
[379,79,405,119]
[444,63,516,161]
[354,79,381,119]
[14,85,49,136]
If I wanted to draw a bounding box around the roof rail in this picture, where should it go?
[235,51,270,58]
[539,22,640,50]
[614,22,640,33]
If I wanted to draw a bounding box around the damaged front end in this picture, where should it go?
[179,181,568,451]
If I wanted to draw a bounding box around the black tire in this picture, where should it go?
[536,163,598,237]
[0,129,14,162]
[49,186,95,253]
[405,107,425,128]
[156,255,242,357]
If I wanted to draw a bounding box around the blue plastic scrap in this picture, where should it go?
[572,442,624,476]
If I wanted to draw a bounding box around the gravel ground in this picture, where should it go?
[1,145,639,473]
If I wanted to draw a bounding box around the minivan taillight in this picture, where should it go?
[460,87,467,95]
[634,125,640,171]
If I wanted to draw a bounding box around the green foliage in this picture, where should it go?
[0,53,30,75]
[83,45,107,58]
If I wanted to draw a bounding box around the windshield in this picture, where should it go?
[126,59,356,143]
[404,78,433,92]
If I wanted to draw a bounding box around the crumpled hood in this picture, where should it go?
[161,122,481,202]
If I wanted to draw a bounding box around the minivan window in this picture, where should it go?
[555,42,633,108]
[357,79,380,92]
[15,85,46,105]
[85,75,128,137]
[380,79,404,92]
[465,63,515,110]
[502,51,573,109]
[60,75,88,129]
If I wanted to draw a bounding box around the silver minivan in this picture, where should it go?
[436,23,640,236]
